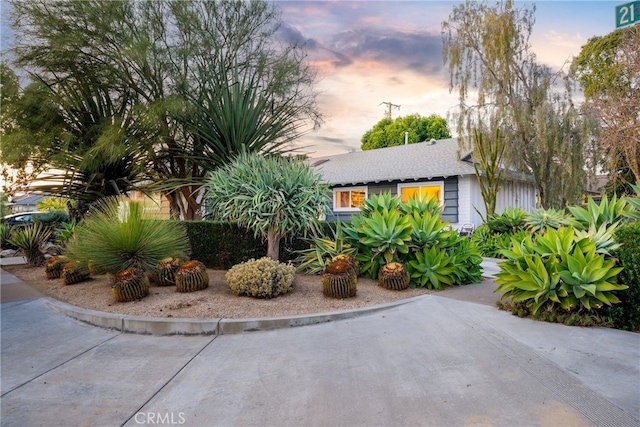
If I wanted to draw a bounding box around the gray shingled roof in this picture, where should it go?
[311,138,476,185]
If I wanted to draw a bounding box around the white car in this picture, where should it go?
[2,211,45,227]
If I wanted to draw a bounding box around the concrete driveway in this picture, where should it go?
[1,261,639,427]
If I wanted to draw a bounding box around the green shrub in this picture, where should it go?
[8,223,51,266]
[226,257,295,298]
[0,223,13,249]
[183,221,313,269]
[66,197,190,274]
[598,223,640,331]
[495,227,627,315]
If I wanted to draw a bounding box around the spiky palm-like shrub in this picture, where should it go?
[8,223,51,266]
[111,268,150,302]
[62,261,91,285]
[322,259,357,298]
[203,153,330,261]
[175,261,209,293]
[378,262,410,290]
[226,257,295,298]
[45,255,70,279]
[66,197,191,275]
[154,257,182,286]
[295,221,357,275]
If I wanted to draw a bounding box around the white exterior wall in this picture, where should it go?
[459,175,536,228]
[495,179,536,214]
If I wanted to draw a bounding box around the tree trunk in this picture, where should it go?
[267,229,281,261]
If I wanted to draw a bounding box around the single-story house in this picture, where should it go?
[310,138,536,229]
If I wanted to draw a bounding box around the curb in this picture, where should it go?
[42,295,428,336]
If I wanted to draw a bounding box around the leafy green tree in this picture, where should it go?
[361,114,451,150]
[7,0,321,219]
[442,0,597,208]
[571,25,640,185]
[203,153,330,261]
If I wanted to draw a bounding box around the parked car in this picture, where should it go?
[2,211,45,227]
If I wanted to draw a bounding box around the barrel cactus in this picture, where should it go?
[322,259,357,298]
[175,260,209,293]
[45,255,70,280]
[331,253,360,276]
[378,262,410,290]
[154,256,182,286]
[111,268,150,302]
[61,262,91,285]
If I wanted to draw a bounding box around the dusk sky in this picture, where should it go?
[277,0,624,157]
[0,1,625,159]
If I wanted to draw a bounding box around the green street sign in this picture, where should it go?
[616,1,640,28]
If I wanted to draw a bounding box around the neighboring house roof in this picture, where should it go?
[311,138,476,186]
[13,193,45,206]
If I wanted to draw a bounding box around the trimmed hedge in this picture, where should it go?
[601,222,640,331]
[182,221,319,269]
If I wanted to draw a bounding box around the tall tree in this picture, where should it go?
[361,114,451,150]
[571,25,640,186]
[7,0,321,218]
[442,0,597,208]
[472,128,505,218]
[203,152,330,261]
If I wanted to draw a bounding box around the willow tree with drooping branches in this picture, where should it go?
[442,0,598,208]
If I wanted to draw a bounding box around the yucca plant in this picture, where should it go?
[8,223,51,266]
[111,268,150,302]
[0,223,13,249]
[378,262,410,290]
[322,259,357,298]
[65,197,191,275]
[295,221,357,274]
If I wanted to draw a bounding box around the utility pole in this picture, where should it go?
[379,101,400,119]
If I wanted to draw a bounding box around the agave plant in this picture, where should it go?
[496,227,627,314]
[8,223,52,266]
[66,197,191,274]
[623,183,640,221]
[399,195,443,217]
[485,208,528,234]
[359,191,402,217]
[352,208,412,279]
[568,194,632,231]
[407,210,448,250]
[407,246,454,290]
[526,207,570,234]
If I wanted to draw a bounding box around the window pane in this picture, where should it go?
[336,191,350,208]
[420,186,441,203]
[400,187,419,203]
[351,190,366,208]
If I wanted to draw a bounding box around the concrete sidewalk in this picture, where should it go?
[2,257,639,426]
